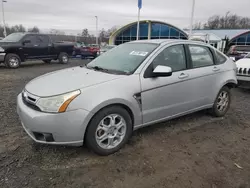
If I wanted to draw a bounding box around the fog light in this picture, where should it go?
[33,132,54,142]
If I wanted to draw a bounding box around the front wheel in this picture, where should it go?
[5,53,21,69]
[85,106,133,156]
[210,86,231,117]
[58,52,69,64]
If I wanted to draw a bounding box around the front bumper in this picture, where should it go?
[237,75,250,89]
[237,75,250,82]
[16,94,91,146]
[0,53,6,62]
[81,51,96,57]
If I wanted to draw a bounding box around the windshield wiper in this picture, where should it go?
[88,66,109,72]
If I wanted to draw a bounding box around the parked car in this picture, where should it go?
[227,45,250,61]
[88,44,100,53]
[17,40,237,155]
[72,42,85,56]
[99,45,116,55]
[72,42,98,59]
[81,46,98,59]
[0,32,74,68]
[236,54,250,88]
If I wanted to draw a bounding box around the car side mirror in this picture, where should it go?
[22,40,31,45]
[152,65,172,77]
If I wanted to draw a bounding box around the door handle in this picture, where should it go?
[178,73,189,79]
[34,44,38,47]
[213,66,220,72]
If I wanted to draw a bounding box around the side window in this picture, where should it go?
[189,45,214,68]
[215,50,227,64]
[38,35,49,45]
[152,45,187,72]
[23,35,37,45]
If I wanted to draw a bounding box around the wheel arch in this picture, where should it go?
[87,102,135,128]
[223,79,238,89]
[83,102,137,142]
[5,51,24,62]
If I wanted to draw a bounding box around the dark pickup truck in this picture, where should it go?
[0,32,74,68]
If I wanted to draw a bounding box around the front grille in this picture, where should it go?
[237,67,250,76]
[22,93,41,111]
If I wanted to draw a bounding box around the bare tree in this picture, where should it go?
[28,26,40,33]
[81,28,89,37]
[203,12,250,29]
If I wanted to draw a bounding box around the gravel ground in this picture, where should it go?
[1,59,250,188]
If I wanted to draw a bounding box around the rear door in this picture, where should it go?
[36,35,50,58]
[185,44,219,107]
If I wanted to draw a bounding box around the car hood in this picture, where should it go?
[236,58,250,69]
[25,66,126,97]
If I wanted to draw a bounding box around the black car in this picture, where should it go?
[0,33,74,68]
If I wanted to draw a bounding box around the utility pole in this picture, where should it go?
[189,0,195,39]
[95,16,98,45]
[2,0,7,37]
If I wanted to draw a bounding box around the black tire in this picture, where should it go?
[210,86,231,117]
[4,53,21,69]
[85,106,133,156]
[43,60,51,63]
[58,52,69,64]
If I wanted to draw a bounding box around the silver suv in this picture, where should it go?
[17,40,237,155]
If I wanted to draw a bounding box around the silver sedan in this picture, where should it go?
[17,40,237,155]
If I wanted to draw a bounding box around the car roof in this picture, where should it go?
[128,39,207,46]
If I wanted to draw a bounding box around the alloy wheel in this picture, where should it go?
[9,57,19,67]
[216,91,229,112]
[95,114,127,149]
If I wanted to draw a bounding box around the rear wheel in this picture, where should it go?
[5,53,21,69]
[43,60,51,63]
[58,52,69,64]
[85,106,133,156]
[210,86,231,117]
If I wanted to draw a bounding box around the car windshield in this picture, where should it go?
[1,33,25,42]
[87,43,158,74]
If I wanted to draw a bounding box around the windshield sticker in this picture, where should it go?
[130,51,148,56]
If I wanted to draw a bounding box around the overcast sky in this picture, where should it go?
[2,0,250,34]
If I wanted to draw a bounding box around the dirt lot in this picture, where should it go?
[0,59,250,188]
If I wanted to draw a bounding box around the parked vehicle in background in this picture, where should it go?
[81,46,98,59]
[236,54,250,88]
[227,45,250,61]
[88,44,100,53]
[72,42,86,56]
[17,40,237,156]
[72,42,99,59]
[0,33,74,68]
[99,45,116,55]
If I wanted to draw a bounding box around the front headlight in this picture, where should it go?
[0,47,5,52]
[36,90,81,113]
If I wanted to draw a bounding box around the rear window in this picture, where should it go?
[215,51,227,64]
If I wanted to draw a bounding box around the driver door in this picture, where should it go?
[22,35,41,59]
[140,44,197,124]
